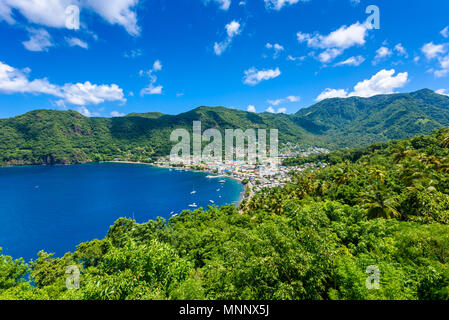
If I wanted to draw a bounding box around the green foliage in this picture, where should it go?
[2,107,449,300]
[2,90,449,166]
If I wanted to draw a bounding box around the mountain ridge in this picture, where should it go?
[1,89,449,166]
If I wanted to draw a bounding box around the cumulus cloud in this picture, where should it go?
[421,42,449,77]
[266,43,284,58]
[214,20,242,55]
[140,60,164,96]
[436,89,449,97]
[66,37,88,49]
[247,105,256,112]
[373,46,393,64]
[243,67,281,86]
[22,28,53,52]
[394,43,408,57]
[315,69,408,101]
[267,95,300,106]
[316,88,349,102]
[264,0,306,11]
[422,42,446,60]
[204,0,231,10]
[111,110,126,117]
[297,21,369,63]
[0,0,141,36]
[266,106,286,113]
[334,55,365,67]
[0,61,125,106]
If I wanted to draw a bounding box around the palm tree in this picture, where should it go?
[443,132,449,148]
[359,186,401,220]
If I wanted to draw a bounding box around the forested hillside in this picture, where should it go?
[1,128,448,300]
[1,89,449,166]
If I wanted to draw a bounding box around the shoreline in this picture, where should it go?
[0,160,249,208]
[102,161,249,207]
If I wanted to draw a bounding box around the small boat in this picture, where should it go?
[216,188,220,192]
[209,200,214,204]
[219,180,226,184]
[190,190,197,195]
[189,203,198,208]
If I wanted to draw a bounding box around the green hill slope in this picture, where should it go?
[1,89,449,166]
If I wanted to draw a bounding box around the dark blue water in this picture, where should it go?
[0,163,243,261]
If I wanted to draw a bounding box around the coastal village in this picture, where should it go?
[153,143,330,195]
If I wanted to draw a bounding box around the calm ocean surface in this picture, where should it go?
[0,163,243,261]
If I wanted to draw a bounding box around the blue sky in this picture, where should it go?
[0,0,449,118]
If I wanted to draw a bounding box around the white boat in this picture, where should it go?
[209,200,214,204]
[190,190,197,195]
[219,180,226,184]
[188,203,198,208]
[216,188,220,192]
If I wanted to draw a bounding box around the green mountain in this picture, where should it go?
[1,89,449,166]
[294,89,449,148]
[2,124,449,300]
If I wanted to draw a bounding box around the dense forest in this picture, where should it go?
[1,127,448,300]
[1,89,449,166]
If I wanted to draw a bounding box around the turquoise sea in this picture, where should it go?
[0,163,243,261]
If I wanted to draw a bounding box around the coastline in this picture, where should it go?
[0,160,249,208]
[103,160,248,207]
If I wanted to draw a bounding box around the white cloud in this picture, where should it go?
[124,49,143,58]
[277,107,287,114]
[22,28,53,52]
[266,43,284,58]
[394,43,408,57]
[205,0,231,10]
[0,1,15,24]
[350,69,408,97]
[214,20,242,55]
[287,95,300,102]
[111,110,126,117]
[435,54,449,78]
[421,42,449,77]
[334,55,365,67]
[266,106,286,113]
[436,89,449,97]
[315,69,408,101]
[298,22,368,50]
[243,67,281,86]
[297,21,369,63]
[77,106,92,117]
[247,105,256,112]
[0,61,125,106]
[84,0,140,36]
[318,48,343,63]
[441,26,449,38]
[152,60,162,71]
[140,60,164,96]
[0,0,141,36]
[316,88,349,101]
[268,95,300,106]
[422,42,446,60]
[264,0,305,11]
[66,37,88,49]
[373,46,393,64]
